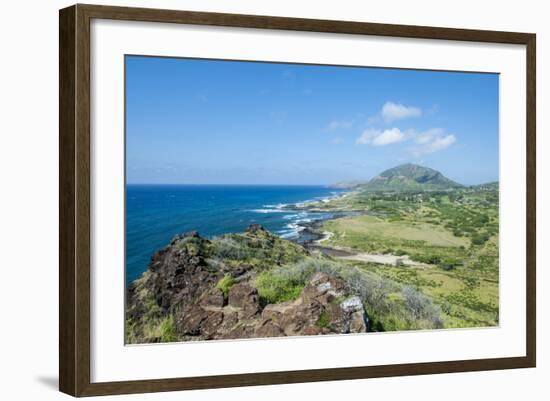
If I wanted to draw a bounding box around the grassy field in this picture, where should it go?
[323,214,469,250]
[316,187,499,329]
[350,259,498,328]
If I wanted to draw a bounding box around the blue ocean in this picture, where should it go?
[126,185,346,284]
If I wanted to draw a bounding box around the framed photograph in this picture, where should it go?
[59,4,536,397]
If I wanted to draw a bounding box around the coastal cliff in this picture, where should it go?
[126,224,369,343]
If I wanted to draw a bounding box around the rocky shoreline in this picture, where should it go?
[293,215,334,244]
[291,210,363,247]
[278,189,366,247]
[126,224,370,343]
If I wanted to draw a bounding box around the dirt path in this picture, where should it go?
[309,244,430,268]
[338,252,429,268]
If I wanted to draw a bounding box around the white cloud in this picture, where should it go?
[415,135,432,145]
[356,128,377,145]
[325,119,353,131]
[373,128,406,146]
[414,128,445,145]
[410,130,456,156]
[356,126,457,155]
[424,134,456,153]
[381,101,422,122]
[356,128,406,146]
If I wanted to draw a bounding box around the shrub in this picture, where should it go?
[158,315,178,342]
[213,237,249,260]
[343,269,392,310]
[411,254,441,264]
[254,257,445,332]
[255,258,342,305]
[316,309,331,328]
[175,236,204,256]
[134,315,179,344]
[471,233,490,246]
[401,286,443,328]
[216,274,235,296]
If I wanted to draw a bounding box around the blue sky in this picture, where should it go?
[126,56,499,185]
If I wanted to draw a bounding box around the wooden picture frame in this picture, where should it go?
[59,3,536,397]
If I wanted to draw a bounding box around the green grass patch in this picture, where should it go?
[215,274,235,297]
[157,315,178,342]
[323,214,468,253]
[255,270,304,304]
[316,309,331,328]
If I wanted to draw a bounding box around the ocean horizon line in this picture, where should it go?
[126,183,336,187]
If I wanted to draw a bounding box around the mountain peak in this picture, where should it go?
[362,163,462,191]
[380,163,434,176]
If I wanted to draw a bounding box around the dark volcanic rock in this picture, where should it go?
[228,283,260,318]
[201,311,224,339]
[176,305,207,335]
[255,320,285,338]
[273,273,368,336]
[142,232,219,312]
[219,324,256,340]
[126,226,369,343]
[247,224,267,234]
[199,288,225,308]
[170,272,368,341]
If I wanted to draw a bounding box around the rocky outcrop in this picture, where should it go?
[127,232,217,322]
[173,272,368,340]
[256,272,368,337]
[126,225,369,343]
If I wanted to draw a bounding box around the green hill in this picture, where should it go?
[361,163,463,191]
[470,181,499,190]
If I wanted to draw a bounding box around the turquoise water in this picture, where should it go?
[126,185,346,284]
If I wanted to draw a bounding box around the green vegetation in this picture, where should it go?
[216,274,235,296]
[255,269,304,304]
[297,164,500,330]
[316,309,331,328]
[208,229,308,270]
[255,258,340,304]
[312,184,499,328]
[323,214,468,250]
[125,272,179,343]
[339,266,443,331]
[253,255,444,331]
[157,315,178,342]
[361,163,463,191]
[125,315,178,344]
[125,271,176,343]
